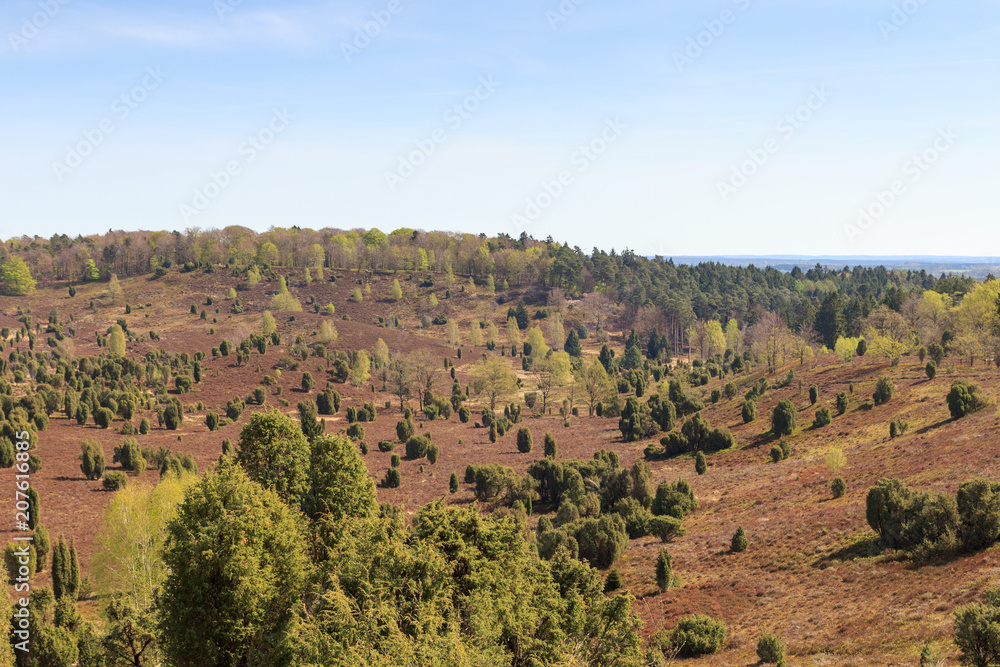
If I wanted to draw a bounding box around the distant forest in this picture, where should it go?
[0,226,982,354]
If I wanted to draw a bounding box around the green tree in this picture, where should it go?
[0,256,37,295]
[390,279,402,301]
[731,526,748,552]
[304,433,377,521]
[564,329,582,357]
[109,324,126,357]
[815,291,844,349]
[236,409,311,507]
[656,547,672,592]
[261,310,277,336]
[470,357,518,411]
[771,399,796,436]
[158,461,310,667]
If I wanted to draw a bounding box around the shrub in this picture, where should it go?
[771,399,796,436]
[770,445,783,463]
[948,380,988,419]
[423,404,438,420]
[516,427,533,453]
[572,514,629,568]
[396,418,415,442]
[426,443,439,464]
[377,440,395,452]
[873,376,895,406]
[614,498,652,539]
[741,399,756,424]
[809,385,819,405]
[405,435,429,460]
[102,471,128,491]
[650,515,686,542]
[604,569,622,593]
[813,407,832,428]
[836,391,848,415]
[731,526,748,552]
[756,632,785,664]
[670,614,727,657]
[206,412,219,431]
[695,451,707,475]
[544,433,557,458]
[301,372,314,392]
[79,441,105,480]
[656,547,672,592]
[458,406,471,423]
[710,389,721,404]
[346,423,365,441]
[449,472,459,493]
[390,454,401,468]
[954,602,1000,667]
[832,477,846,498]
[956,478,1000,552]
[382,467,401,488]
[926,360,937,380]
[95,407,115,429]
[139,418,150,435]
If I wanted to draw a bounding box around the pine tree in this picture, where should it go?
[656,548,672,592]
[449,472,459,494]
[731,526,749,553]
[69,538,80,600]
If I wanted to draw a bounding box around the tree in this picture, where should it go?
[305,433,377,521]
[534,352,570,414]
[815,291,844,349]
[704,320,726,359]
[261,310,277,336]
[731,526,748,552]
[564,329,582,357]
[236,409,311,507]
[109,324,126,357]
[257,241,279,266]
[954,602,1000,667]
[372,338,389,368]
[948,380,988,419]
[28,486,40,530]
[580,358,613,417]
[0,256,36,295]
[301,372,315,392]
[470,357,518,412]
[158,461,310,667]
[656,547,672,592]
[506,317,521,347]
[771,399,796,437]
[873,376,895,406]
[516,427,533,453]
[79,440,105,480]
[390,279,402,301]
[107,273,125,305]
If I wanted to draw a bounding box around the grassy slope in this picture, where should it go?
[3,268,998,665]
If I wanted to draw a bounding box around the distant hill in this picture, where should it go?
[663,255,1000,278]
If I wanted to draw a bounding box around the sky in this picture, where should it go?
[1,0,998,257]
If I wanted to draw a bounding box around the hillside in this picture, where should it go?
[3,265,999,666]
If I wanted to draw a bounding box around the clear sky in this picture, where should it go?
[2,0,998,256]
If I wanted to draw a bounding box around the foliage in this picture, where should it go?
[656,547,672,592]
[873,376,895,406]
[670,614,727,657]
[757,632,786,664]
[158,461,310,667]
[948,380,988,419]
[236,409,311,507]
[516,427,533,453]
[731,526,748,552]
[771,399,796,436]
[0,256,37,295]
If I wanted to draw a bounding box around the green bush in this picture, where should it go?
[955,601,1000,667]
[756,632,785,663]
[656,547,672,592]
[813,407,832,428]
[449,472,459,494]
[405,435,429,460]
[832,477,846,498]
[771,399,796,436]
[382,467,401,488]
[206,412,220,431]
[516,427,533,453]
[650,515,686,542]
[670,614,726,657]
[377,440,395,452]
[570,514,629,569]
[731,526,748,552]
[836,391,848,415]
[926,360,937,380]
[604,569,622,593]
[458,406,471,423]
[396,418,415,442]
[695,451,707,475]
[346,423,365,441]
[948,380,988,419]
[79,441,105,480]
[95,407,115,429]
[426,443,439,465]
[873,376,895,406]
[102,471,128,491]
[614,498,652,539]
[544,433,557,458]
[809,385,818,405]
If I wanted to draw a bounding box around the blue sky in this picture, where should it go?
[2,0,998,256]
